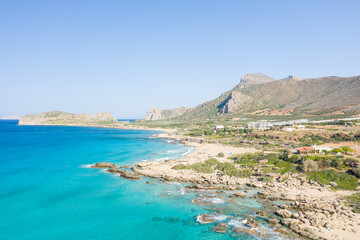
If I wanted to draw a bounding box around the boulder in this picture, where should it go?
[267,218,281,227]
[255,210,269,218]
[275,209,293,218]
[234,192,246,198]
[246,218,259,228]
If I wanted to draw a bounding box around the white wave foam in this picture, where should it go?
[203,197,225,204]
[212,214,228,221]
[153,157,169,162]
[181,147,195,157]
[228,219,247,228]
[79,164,92,168]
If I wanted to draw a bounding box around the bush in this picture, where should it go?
[346,193,360,213]
[205,158,220,166]
[341,146,355,154]
[171,158,219,174]
[307,170,358,190]
[301,159,319,172]
[332,148,344,154]
[348,169,360,178]
[288,155,299,163]
[261,176,274,182]
[190,162,214,173]
[216,152,225,158]
[172,164,187,170]
[216,162,253,178]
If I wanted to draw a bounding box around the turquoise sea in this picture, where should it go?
[0,120,288,240]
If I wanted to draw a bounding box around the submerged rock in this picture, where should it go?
[212,223,228,233]
[152,217,163,222]
[164,217,180,223]
[91,162,116,168]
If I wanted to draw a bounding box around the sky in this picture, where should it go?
[1,0,360,119]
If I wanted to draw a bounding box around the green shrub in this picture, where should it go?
[190,162,214,173]
[332,148,344,154]
[172,164,187,170]
[288,155,299,163]
[261,176,274,182]
[349,169,360,178]
[346,193,360,213]
[216,162,253,178]
[205,158,220,166]
[307,170,358,190]
[216,152,225,158]
[301,159,319,172]
[171,158,219,173]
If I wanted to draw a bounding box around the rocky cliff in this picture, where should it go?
[145,107,189,120]
[19,111,120,127]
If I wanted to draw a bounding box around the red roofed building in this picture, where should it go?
[297,146,316,154]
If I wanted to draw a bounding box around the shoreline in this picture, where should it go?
[19,122,360,239]
[132,131,360,240]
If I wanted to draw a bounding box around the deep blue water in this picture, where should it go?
[0,120,287,240]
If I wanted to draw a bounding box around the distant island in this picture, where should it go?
[18,111,125,128]
[1,116,20,120]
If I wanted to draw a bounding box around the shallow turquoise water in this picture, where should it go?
[0,120,287,240]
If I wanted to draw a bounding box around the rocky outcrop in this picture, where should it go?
[19,111,119,126]
[91,162,116,168]
[106,168,141,180]
[218,91,250,114]
[145,106,189,120]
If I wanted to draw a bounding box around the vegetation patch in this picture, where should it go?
[345,193,360,213]
[307,170,358,190]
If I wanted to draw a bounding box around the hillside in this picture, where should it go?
[19,111,122,127]
[145,106,190,120]
[149,73,360,121]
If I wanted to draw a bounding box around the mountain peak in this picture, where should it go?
[239,73,275,85]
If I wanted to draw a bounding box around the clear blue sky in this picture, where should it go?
[1,0,359,119]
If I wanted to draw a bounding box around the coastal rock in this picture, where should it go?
[254,210,269,218]
[245,218,259,228]
[196,214,216,224]
[106,168,141,180]
[275,209,293,218]
[233,192,246,198]
[267,218,281,227]
[212,223,228,233]
[91,162,116,168]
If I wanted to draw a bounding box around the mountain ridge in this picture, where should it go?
[145,73,360,120]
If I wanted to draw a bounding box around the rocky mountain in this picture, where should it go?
[155,73,360,120]
[145,106,190,120]
[19,111,120,126]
